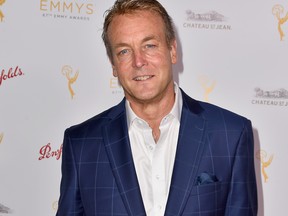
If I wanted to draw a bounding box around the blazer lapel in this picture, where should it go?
[102,100,146,216]
[165,92,206,215]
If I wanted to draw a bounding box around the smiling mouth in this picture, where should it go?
[133,75,154,81]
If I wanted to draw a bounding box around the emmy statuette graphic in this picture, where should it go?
[61,65,79,99]
[52,201,58,212]
[256,150,274,183]
[0,0,5,22]
[272,5,288,41]
[198,75,216,102]
[0,132,3,144]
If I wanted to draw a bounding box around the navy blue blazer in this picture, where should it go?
[56,90,257,216]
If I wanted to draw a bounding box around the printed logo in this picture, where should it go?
[52,200,58,211]
[251,87,288,106]
[62,65,79,99]
[0,66,24,87]
[38,143,63,161]
[0,0,6,22]
[256,149,274,183]
[183,10,231,30]
[198,75,216,102]
[110,77,123,95]
[40,0,95,21]
[272,5,288,41]
[0,203,12,214]
[0,132,3,144]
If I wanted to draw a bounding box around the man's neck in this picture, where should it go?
[130,89,174,122]
[127,84,176,142]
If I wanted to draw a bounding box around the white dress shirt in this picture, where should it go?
[126,83,183,216]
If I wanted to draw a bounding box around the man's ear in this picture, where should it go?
[110,55,118,77]
[112,66,118,77]
[170,39,177,64]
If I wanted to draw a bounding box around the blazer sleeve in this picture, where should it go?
[56,129,84,216]
[224,119,258,216]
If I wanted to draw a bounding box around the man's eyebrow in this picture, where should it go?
[142,35,159,43]
[113,42,129,49]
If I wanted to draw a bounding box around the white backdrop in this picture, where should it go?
[1,0,287,215]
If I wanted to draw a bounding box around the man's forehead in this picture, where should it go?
[107,12,165,41]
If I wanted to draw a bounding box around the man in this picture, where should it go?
[56,0,258,215]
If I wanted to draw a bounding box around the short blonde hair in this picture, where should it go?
[102,0,175,61]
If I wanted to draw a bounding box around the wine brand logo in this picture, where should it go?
[272,5,288,41]
[62,65,79,99]
[183,10,231,30]
[38,143,63,161]
[251,87,288,106]
[254,87,288,99]
[186,10,227,22]
[40,0,95,21]
[0,66,24,87]
[256,150,274,183]
[198,75,216,102]
[0,0,6,22]
[0,203,12,214]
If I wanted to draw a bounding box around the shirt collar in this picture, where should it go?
[126,82,183,128]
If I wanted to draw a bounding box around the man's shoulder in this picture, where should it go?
[200,101,251,131]
[196,98,240,116]
[181,91,250,129]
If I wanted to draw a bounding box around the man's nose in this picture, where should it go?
[132,50,148,68]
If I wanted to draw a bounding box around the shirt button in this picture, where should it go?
[158,205,162,210]
[156,175,160,180]
[149,146,153,151]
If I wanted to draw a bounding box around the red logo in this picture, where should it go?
[38,143,63,160]
[0,66,24,86]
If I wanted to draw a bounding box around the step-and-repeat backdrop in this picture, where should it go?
[1,0,287,215]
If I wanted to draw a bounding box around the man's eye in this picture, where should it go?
[146,44,156,49]
[118,49,129,55]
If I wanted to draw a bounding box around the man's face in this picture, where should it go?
[107,10,177,104]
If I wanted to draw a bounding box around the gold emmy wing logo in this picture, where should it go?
[256,150,274,183]
[0,0,5,22]
[272,5,288,41]
[198,75,216,102]
[0,132,3,144]
[61,65,79,99]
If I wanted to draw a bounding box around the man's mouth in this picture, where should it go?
[133,75,154,81]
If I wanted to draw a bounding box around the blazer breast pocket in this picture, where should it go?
[183,182,226,215]
[190,181,221,196]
